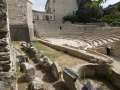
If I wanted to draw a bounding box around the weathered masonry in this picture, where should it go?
[0,0,13,90]
[7,0,34,41]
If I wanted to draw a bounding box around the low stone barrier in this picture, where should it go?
[63,63,120,90]
[20,42,62,81]
[51,62,62,80]
[63,68,78,90]
[28,77,44,90]
[37,39,113,64]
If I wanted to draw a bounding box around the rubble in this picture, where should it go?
[20,62,35,75]
[28,77,44,90]
[51,62,62,80]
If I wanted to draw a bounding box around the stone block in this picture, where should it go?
[18,73,35,82]
[0,60,11,65]
[63,68,78,90]
[20,62,35,75]
[28,77,45,90]
[51,62,62,80]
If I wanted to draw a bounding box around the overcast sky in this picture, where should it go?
[32,0,120,11]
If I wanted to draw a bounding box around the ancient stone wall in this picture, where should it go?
[0,0,10,72]
[34,21,120,38]
[0,0,12,89]
[7,0,34,41]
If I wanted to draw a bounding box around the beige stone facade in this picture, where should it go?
[33,10,54,21]
[7,0,34,41]
[45,0,78,23]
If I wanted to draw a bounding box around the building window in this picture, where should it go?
[37,16,39,20]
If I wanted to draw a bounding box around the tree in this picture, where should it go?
[63,0,107,23]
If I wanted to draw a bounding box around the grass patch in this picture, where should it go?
[32,41,65,61]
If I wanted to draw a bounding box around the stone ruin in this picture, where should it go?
[18,41,120,90]
[0,0,14,90]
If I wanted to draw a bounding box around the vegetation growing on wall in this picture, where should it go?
[102,2,120,26]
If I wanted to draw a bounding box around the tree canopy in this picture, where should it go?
[63,0,107,23]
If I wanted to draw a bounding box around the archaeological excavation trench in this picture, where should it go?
[11,41,120,90]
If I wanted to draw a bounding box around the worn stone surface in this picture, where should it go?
[20,62,35,75]
[28,77,44,90]
[51,62,62,80]
[0,0,10,72]
[7,0,34,41]
[0,1,12,90]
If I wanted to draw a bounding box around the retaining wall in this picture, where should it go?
[34,21,120,39]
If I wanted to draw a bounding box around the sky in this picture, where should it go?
[31,0,120,11]
[32,0,47,11]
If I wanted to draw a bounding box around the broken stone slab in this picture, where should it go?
[43,56,53,66]
[41,56,53,71]
[37,58,44,66]
[63,68,79,90]
[51,62,62,80]
[18,73,35,82]
[76,80,106,90]
[32,53,43,63]
[30,46,38,54]
[17,55,28,64]
[20,62,35,75]
[28,77,45,90]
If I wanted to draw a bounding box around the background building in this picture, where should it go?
[45,0,78,23]
[33,10,54,21]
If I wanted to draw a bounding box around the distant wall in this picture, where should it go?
[34,21,120,39]
[91,41,120,57]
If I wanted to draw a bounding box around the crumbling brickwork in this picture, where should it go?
[0,0,12,90]
[0,0,10,72]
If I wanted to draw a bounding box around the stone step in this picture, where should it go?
[0,57,10,61]
[0,64,11,72]
[0,52,9,56]
[109,37,119,41]
[0,47,9,52]
[97,40,104,46]
[0,60,11,65]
